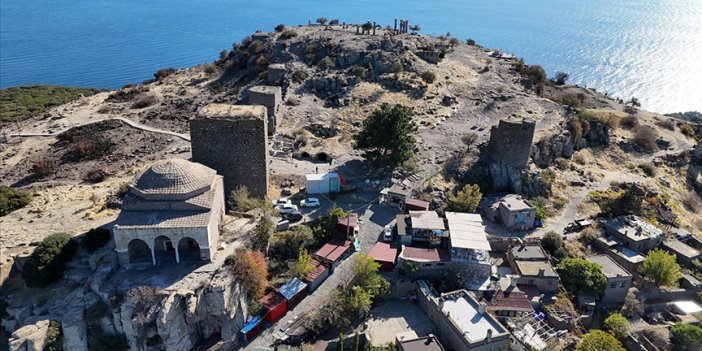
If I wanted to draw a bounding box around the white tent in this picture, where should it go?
[306,173,340,194]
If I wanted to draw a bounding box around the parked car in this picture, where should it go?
[383,224,393,242]
[300,198,320,208]
[272,198,292,207]
[284,211,303,222]
[276,204,299,214]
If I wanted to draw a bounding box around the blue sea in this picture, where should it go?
[1,0,701,113]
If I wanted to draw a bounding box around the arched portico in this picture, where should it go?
[154,235,177,264]
[177,237,201,262]
[128,239,152,264]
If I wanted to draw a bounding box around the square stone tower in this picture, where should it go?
[190,104,269,198]
[248,86,282,135]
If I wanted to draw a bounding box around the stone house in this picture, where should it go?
[661,239,702,268]
[113,159,225,267]
[587,255,632,304]
[601,215,663,253]
[507,244,559,293]
[492,194,536,231]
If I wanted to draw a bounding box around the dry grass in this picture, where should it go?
[682,192,702,213]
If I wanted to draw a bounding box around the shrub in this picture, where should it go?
[447,184,482,212]
[97,105,111,114]
[84,168,109,183]
[633,125,659,153]
[461,133,478,146]
[317,57,335,70]
[316,17,328,25]
[349,65,367,79]
[466,38,476,45]
[227,249,268,300]
[292,69,309,83]
[291,249,314,278]
[131,94,158,109]
[68,133,115,160]
[45,320,63,351]
[421,71,436,84]
[227,186,260,212]
[248,40,263,54]
[679,123,697,139]
[682,192,702,213]
[655,119,676,131]
[88,331,128,351]
[22,233,78,287]
[153,68,176,80]
[604,313,630,340]
[203,64,216,75]
[82,227,111,252]
[554,71,569,85]
[274,23,285,32]
[621,115,639,129]
[251,216,274,251]
[280,30,298,39]
[639,162,657,177]
[670,324,702,351]
[390,61,404,75]
[31,159,57,178]
[576,330,625,351]
[0,185,32,217]
[558,258,607,297]
[541,232,568,259]
[329,19,340,25]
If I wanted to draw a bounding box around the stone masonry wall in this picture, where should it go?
[486,120,535,168]
[190,108,269,198]
[248,86,282,136]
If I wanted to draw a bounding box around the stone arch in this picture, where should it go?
[316,152,330,162]
[128,239,151,264]
[300,151,310,158]
[154,235,176,264]
[177,237,201,262]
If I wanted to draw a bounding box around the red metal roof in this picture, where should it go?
[304,259,328,282]
[337,213,358,229]
[401,247,451,262]
[368,242,398,264]
[259,291,285,310]
[315,239,351,262]
[488,289,534,312]
[405,198,430,210]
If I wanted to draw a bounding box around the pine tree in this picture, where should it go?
[354,103,417,167]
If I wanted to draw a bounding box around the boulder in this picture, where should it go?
[9,320,50,351]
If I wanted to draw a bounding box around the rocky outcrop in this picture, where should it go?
[532,120,610,168]
[688,142,702,195]
[8,320,50,351]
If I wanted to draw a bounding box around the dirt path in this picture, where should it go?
[9,116,190,141]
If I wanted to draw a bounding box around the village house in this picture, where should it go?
[445,212,492,278]
[368,241,398,272]
[397,211,447,246]
[481,287,534,318]
[396,334,446,351]
[601,215,663,253]
[587,255,632,304]
[384,184,412,210]
[595,236,647,277]
[485,194,536,231]
[416,281,511,351]
[661,239,702,268]
[507,244,559,293]
[113,159,225,267]
[397,246,451,275]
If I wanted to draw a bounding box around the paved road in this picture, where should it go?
[246,199,397,349]
[9,116,190,141]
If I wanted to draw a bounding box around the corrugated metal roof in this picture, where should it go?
[315,239,351,262]
[278,278,307,300]
[400,246,451,262]
[368,242,398,263]
[259,292,285,309]
[409,211,445,230]
[304,259,327,282]
[445,212,491,251]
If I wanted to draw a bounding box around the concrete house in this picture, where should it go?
[445,212,492,278]
[397,211,447,245]
[416,281,511,351]
[113,159,225,267]
[587,255,632,304]
[495,194,536,231]
[507,244,559,293]
[661,239,702,268]
[601,215,663,253]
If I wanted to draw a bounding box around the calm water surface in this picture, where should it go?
[1,0,701,113]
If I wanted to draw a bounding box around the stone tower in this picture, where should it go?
[190,104,269,198]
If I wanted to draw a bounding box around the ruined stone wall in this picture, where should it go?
[486,120,535,168]
[248,86,281,135]
[190,116,269,198]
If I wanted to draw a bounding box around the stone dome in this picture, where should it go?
[131,159,216,200]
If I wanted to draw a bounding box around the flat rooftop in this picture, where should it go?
[439,290,507,343]
[249,85,281,94]
[198,104,266,120]
[514,260,558,278]
[306,172,339,182]
[499,194,533,212]
[613,246,646,263]
[588,255,631,278]
[445,212,491,251]
[603,215,663,242]
[662,239,701,259]
[398,335,446,351]
[409,211,446,231]
[510,244,548,261]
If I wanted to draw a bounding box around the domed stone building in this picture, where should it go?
[113,159,225,267]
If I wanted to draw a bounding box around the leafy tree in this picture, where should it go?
[639,249,682,286]
[329,19,340,25]
[447,184,482,212]
[576,330,625,351]
[316,17,328,25]
[227,249,268,300]
[0,185,32,217]
[670,324,702,351]
[228,186,260,212]
[291,249,315,278]
[540,231,568,259]
[604,313,630,340]
[558,258,607,298]
[449,37,460,48]
[251,216,274,252]
[621,289,644,318]
[351,254,389,297]
[409,25,421,34]
[22,233,78,287]
[314,206,347,240]
[421,71,436,84]
[269,225,313,259]
[555,71,569,85]
[354,103,417,167]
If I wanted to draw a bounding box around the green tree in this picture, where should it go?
[409,25,421,34]
[316,17,328,25]
[555,72,569,85]
[22,233,78,287]
[576,330,625,351]
[449,37,460,48]
[354,103,417,167]
[351,254,389,297]
[540,231,568,259]
[670,323,702,351]
[558,258,607,298]
[421,71,436,84]
[447,184,482,212]
[252,216,274,252]
[0,185,32,217]
[291,249,315,278]
[604,313,630,340]
[639,249,682,287]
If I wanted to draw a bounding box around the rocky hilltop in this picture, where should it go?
[1,23,701,350]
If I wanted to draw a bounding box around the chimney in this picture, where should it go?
[510,276,518,288]
[487,329,493,343]
[538,268,545,276]
[478,303,487,314]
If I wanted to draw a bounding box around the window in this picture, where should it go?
[620,282,627,288]
[611,283,616,288]
[437,263,445,266]
[423,263,432,267]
